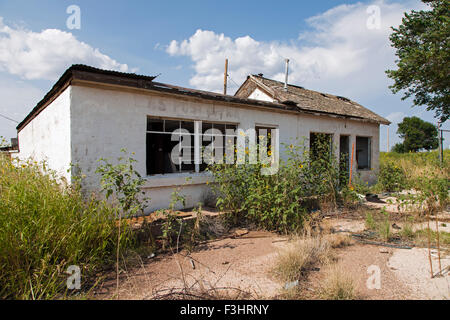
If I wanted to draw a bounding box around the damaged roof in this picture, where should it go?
[235,74,390,125]
[17,65,389,132]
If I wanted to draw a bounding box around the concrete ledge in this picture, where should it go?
[143,172,213,189]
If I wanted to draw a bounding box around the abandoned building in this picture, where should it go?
[11,64,390,212]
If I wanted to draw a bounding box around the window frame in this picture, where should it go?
[355,136,372,171]
[146,116,238,176]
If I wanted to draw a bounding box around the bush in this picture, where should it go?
[208,139,342,233]
[0,157,135,299]
[377,161,407,192]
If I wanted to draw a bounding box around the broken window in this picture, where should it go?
[356,136,371,170]
[146,118,191,175]
[339,135,350,184]
[146,117,237,175]
[256,126,276,162]
[310,132,333,162]
[200,122,237,171]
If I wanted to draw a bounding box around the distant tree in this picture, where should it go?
[392,143,406,153]
[386,0,449,122]
[394,116,439,152]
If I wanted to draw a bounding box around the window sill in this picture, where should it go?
[143,172,213,189]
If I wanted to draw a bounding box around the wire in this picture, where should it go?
[0,113,19,123]
[227,74,241,88]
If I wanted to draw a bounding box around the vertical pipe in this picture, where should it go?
[387,126,390,152]
[224,59,228,95]
[349,142,355,188]
[440,127,444,165]
[437,121,443,165]
[284,59,289,91]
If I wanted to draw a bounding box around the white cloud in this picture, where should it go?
[386,111,405,124]
[0,17,135,80]
[166,0,427,98]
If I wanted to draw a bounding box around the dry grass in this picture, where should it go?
[380,151,450,182]
[272,237,332,283]
[319,264,356,300]
[326,234,354,248]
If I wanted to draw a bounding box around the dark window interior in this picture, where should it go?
[146,117,237,175]
[200,123,237,171]
[356,136,371,170]
[339,135,350,173]
[146,118,194,175]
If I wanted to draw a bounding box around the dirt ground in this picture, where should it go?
[95,230,289,299]
[94,206,450,300]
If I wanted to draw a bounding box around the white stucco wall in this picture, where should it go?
[68,84,380,212]
[14,82,380,212]
[15,87,72,182]
[248,88,274,102]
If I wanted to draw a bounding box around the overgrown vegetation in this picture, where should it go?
[377,161,407,192]
[0,157,136,299]
[374,151,449,211]
[208,138,351,233]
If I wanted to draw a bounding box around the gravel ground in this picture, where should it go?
[388,248,450,300]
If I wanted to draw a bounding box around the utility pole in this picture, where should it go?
[387,126,390,152]
[438,121,443,165]
[223,58,228,95]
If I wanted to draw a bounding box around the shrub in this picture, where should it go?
[377,161,407,192]
[0,157,135,299]
[208,139,342,233]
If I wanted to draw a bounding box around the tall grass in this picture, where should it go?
[0,157,133,299]
[319,265,356,300]
[380,150,449,182]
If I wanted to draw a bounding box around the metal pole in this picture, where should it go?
[437,121,443,165]
[440,127,444,164]
[223,59,228,95]
[284,59,289,91]
[387,126,390,152]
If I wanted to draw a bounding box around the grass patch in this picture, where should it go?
[326,234,354,248]
[319,265,356,300]
[272,237,331,283]
[413,229,450,247]
[364,209,392,241]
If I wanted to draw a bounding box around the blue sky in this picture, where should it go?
[0,0,448,148]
